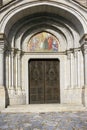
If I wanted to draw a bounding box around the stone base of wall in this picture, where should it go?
[62,87,83,105]
[0,86,5,108]
[84,87,87,107]
[6,87,87,107]
[9,94,26,105]
[8,88,26,105]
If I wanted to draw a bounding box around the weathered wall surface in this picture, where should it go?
[3,0,12,5]
[0,0,87,7]
[74,0,87,7]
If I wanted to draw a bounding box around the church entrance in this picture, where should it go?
[29,59,60,104]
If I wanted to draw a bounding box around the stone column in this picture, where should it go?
[9,49,15,96]
[66,51,71,88]
[80,35,87,87]
[74,50,78,87]
[80,34,87,106]
[5,51,9,88]
[0,48,4,86]
[82,46,87,86]
[0,34,5,108]
[8,51,11,89]
[14,50,22,94]
[11,49,14,89]
[77,51,81,87]
[67,50,75,88]
[70,52,74,88]
[20,51,25,93]
[15,52,18,90]
[17,50,21,94]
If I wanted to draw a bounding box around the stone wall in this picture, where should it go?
[1,0,87,7]
[73,0,87,7]
[3,0,12,5]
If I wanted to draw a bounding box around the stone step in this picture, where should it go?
[1,104,87,113]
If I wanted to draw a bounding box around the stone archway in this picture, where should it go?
[0,0,86,108]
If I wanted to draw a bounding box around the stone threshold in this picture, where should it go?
[1,104,87,113]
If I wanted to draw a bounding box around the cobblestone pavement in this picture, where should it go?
[0,112,87,130]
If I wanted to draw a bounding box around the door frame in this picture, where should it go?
[22,54,65,105]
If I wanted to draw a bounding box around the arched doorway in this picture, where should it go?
[29,59,60,104]
[1,0,86,107]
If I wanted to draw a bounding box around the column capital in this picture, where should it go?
[66,50,71,60]
[66,49,74,59]
[0,33,8,53]
[10,49,15,58]
[66,49,73,54]
[14,49,21,54]
[74,50,78,58]
[81,44,87,55]
[17,50,21,59]
[17,50,24,58]
[0,33,5,40]
[21,51,25,57]
[80,34,87,45]
[5,50,9,56]
[80,34,87,55]
[17,50,21,55]
[14,49,22,58]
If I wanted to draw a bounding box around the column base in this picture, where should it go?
[9,94,26,105]
[0,86,5,108]
[9,88,26,105]
[9,87,16,95]
[16,87,22,95]
[83,86,87,107]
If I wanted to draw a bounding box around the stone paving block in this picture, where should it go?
[0,112,87,129]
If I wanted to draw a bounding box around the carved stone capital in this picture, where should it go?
[17,50,22,59]
[73,48,79,58]
[0,33,7,53]
[74,51,78,58]
[0,40,4,48]
[81,44,87,55]
[66,50,71,60]
[84,48,87,55]
[5,51,9,57]
[80,34,87,54]
[10,48,15,57]
[0,44,5,54]
[17,50,21,55]
[80,34,87,45]
[0,34,5,40]
[20,51,25,57]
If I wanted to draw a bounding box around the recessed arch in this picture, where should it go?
[0,1,86,37]
[21,27,67,52]
[8,12,76,52]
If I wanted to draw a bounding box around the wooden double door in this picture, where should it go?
[29,59,60,104]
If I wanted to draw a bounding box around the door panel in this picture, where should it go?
[29,60,44,104]
[45,60,60,103]
[29,59,60,104]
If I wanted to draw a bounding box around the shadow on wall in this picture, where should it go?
[82,87,85,106]
[4,55,9,108]
[5,88,9,107]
